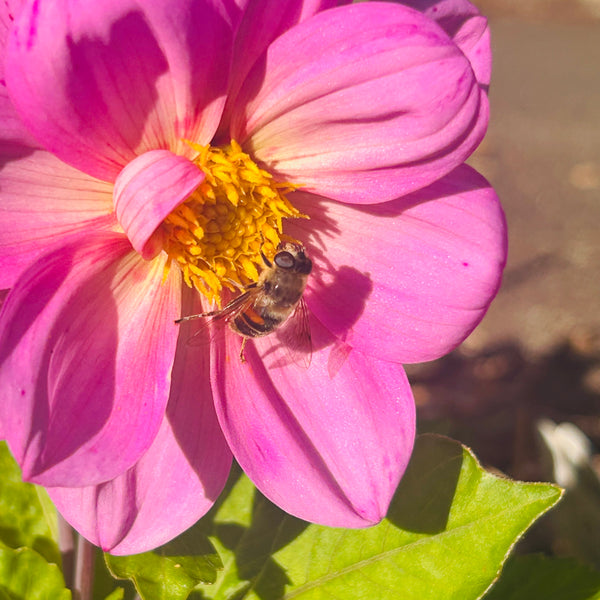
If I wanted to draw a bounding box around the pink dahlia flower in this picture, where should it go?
[0,0,506,554]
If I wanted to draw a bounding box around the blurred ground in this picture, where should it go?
[475,0,600,23]
[468,13,600,357]
[410,3,600,565]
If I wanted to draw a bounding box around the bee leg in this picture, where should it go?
[239,338,248,363]
[174,309,217,324]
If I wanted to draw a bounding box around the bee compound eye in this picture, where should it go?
[274,251,295,269]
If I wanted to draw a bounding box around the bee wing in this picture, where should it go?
[270,297,312,369]
[184,316,225,347]
[181,289,258,347]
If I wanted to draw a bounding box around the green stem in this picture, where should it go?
[57,514,75,589]
[73,533,95,600]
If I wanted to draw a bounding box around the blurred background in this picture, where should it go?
[410,0,600,567]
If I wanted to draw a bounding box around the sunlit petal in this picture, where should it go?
[0,232,180,486]
[212,319,415,526]
[288,165,507,363]
[5,0,240,180]
[234,2,487,203]
[49,292,232,554]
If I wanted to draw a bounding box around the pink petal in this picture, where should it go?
[0,2,24,73]
[0,232,181,487]
[0,150,114,288]
[114,150,204,259]
[232,2,488,204]
[211,319,415,527]
[1,0,39,150]
[0,1,15,42]
[287,164,507,364]
[48,291,232,555]
[401,0,491,87]
[0,83,39,151]
[5,0,240,181]
[218,0,348,138]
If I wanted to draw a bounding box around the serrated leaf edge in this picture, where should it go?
[198,436,565,600]
[280,437,564,600]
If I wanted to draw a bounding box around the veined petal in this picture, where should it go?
[219,0,348,137]
[0,232,181,487]
[0,84,40,151]
[0,1,17,43]
[0,2,24,76]
[48,291,232,555]
[233,2,487,204]
[212,319,415,527]
[288,165,507,363]
[401,0,491,87]
[5,0,240,181]
[114,150,204,259]
[1,2,39,149]
[0,150,114,288]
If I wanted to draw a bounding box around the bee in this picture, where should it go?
[176,242,313,366]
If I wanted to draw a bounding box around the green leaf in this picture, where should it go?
[93,544,137,600]
[103,589,126,600]
[0,545,70,600]
[105,526,222,600]
[484,554,600,600]
[197,434,562,600]
[0,442,60,565]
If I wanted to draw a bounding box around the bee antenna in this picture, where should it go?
[258,235,272,268]
[260,249,271,268]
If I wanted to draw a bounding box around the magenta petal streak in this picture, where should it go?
[0,232,181,487]
[212,318,416,527]
[0,1,36,148]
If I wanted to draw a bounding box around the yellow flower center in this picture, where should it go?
[162,140,306,306]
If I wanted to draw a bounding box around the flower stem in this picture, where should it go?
[73,533,95,600]
[57,514,75,587]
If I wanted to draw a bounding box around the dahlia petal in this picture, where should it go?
[234,2,487,204]
[0,2,13,42]
[0,150,114,288]
[114,151,204,259]
[5,0,240,181]
[0,84,39,150]
[1,0,39,150]
[288,164,507,363]
[219,0,348,136]
[0,232,181,487]
[401,0,491,87]
[211,320,415,527]
[0,2,24,73]
[48,292,232,554]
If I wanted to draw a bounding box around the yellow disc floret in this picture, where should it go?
[161,140,306,306]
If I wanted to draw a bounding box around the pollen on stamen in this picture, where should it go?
[161,140,307,307]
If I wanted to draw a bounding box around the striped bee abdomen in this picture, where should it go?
[232,305,283,338]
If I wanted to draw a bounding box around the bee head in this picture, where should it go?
[275,242,313,275]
